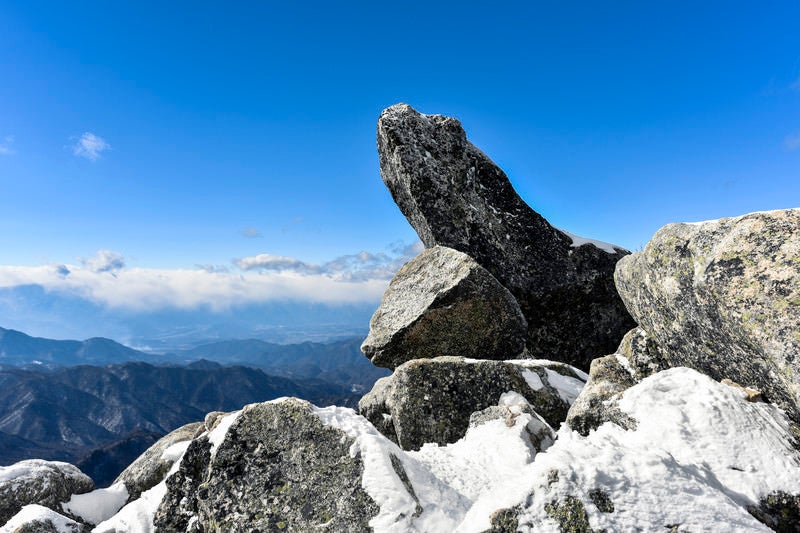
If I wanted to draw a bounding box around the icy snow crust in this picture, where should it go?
[90,366,800,532]
[515,367,800,532]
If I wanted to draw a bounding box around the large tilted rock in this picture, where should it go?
[361,246,527,369]
[377,103,634,369]
[0,459,94,525]
[615,209,800,423]
[358,356,587,450]
[113,421,204,503]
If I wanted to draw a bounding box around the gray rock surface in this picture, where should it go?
[377,103,634,369]
[358,356,586,450]
[113,421,204,502]
[615,209,800,422]
[153,399,379,532]
[0,460,94,525]
[361,246,527,369]
[565,354,638,436]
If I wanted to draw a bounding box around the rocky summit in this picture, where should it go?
[2,106,800,533]
[377,103,634,369]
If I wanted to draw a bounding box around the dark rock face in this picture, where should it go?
[0,459,94,524]
[358,356,585,450]
[565,354,639,436]
[747,491,800,532]
[113,421,204,502]
[154,399,379,532]
[377,103,634,369]
[361,246,527,369]
[615,209,800,422]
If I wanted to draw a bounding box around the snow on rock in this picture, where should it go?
[501,367,800,532]
[92,438,190,533]
[61,482,128,525]
[0,459,94,525]
[1,504,83,533]
[558,229,622,254]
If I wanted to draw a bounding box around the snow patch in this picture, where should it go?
[543,368,584,405]
[558,229,621,254]
[510,367,800,531]
[207,410,242,456]
[62,482,129,525]
[1,504,82,533]
[521,370,544,391]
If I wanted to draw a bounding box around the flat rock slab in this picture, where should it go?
[615,209,800,422]
[358,356,587,451]
[361,246,527,369]
[377,103,634,369]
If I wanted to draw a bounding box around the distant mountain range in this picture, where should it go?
[0,325,390,486]
[0,284,374,348]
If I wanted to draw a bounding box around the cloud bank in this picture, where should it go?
[0,244,424,312]
[73,132,111,161]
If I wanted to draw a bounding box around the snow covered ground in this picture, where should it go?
[3,364,798,532]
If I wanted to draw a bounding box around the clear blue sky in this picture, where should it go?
[1,2,799,320]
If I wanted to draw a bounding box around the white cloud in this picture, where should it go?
[72,132,111,161]
[0,135,16,155]
[81,249,126,273]
[0,242,426,312]
[784,133,800,151]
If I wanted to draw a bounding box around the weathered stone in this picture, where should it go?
[544,496,597,532]
[113,421,204,502]
[362,246,527,369]
[615,209,800,422]
[377,103,634,369]
[747,491,800,532]
[565,354,639,436]
[154,399,379,532]
[358,356,585,450]
[0,460,94,524]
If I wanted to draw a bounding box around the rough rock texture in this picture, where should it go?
[565,354,639,436]
[0,459,94,524]
[358,356,586,450]
[377,103,634,369]
[113,421,204,502]
[153,399,379,532]
[747,491,800,532]
[361,245,527,369]
[615,209,800,422]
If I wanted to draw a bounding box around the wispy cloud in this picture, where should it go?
[791,75,800,91]
[81,249,126,273]
[784,133,800,151]
[0,136,16,155]
[240,226,263,238]
[0,241,425,312]
[72,132,111,161]
[235,241,424,282]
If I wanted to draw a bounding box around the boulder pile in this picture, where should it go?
[2,106,799,532]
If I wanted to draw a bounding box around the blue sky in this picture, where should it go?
[1,2,799,330]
